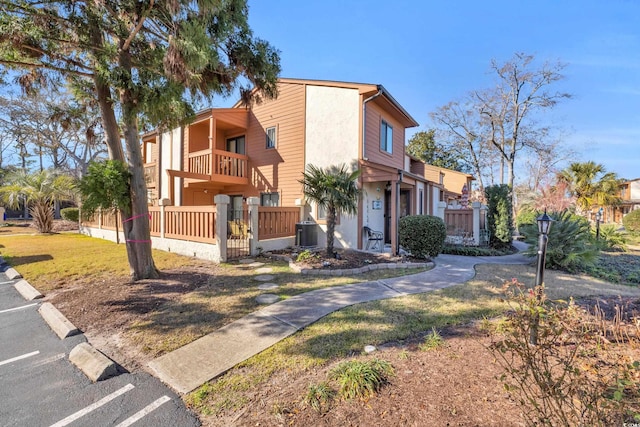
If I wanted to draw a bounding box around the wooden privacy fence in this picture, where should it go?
[157,206,217,243]
[83,205,298,243]
[444,209,473,235]
[258,207,299,240]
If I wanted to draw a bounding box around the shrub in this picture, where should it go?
[60,207,79,222]
[485,185,513,249]
[441,244,516,257]
[515,207,538,237]
[329,359,394,400]
[398,215,446,258]
[490,281,640,426]
[520,209,598,272]
[594,224,627,252]
[622,209,640,235]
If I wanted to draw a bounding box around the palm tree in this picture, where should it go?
[0,170,76,233]
[299,164,361,256]
[558,161,621,215]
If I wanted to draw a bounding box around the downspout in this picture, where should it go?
[362,88,383,160]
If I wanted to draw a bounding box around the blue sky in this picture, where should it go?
[217,0,640,181]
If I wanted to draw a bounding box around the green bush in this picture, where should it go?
[515,207,537,237]
[398,215,446,258]
[521,210,598,272]
[485,185,513,249]
[594,224,627,252]
[622,209,640,235]
[441,244,517,257]
[60,207,79,222]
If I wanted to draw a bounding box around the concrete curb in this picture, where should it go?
[14,279,43,300]
[38,302,80,339]
[5,267,23,280]
[69,342,118,382]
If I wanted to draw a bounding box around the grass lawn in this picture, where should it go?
[0,232,430,358]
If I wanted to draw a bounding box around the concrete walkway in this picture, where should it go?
[148,245,531,394]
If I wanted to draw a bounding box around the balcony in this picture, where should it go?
[187,149,248,185]
[144,162,156,187]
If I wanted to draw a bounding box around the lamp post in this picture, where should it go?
[531,209,553,345]
[595,209,602,240]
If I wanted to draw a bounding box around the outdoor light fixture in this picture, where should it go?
[531,208,553,345]
[536,209,553,235]
[595,208,603,240]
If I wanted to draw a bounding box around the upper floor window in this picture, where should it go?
[266,126,277,149]
[380,120,393,154]
[260,192,279,207]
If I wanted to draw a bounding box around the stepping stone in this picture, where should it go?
[254,274,275,282]
[238,259,255,264]
[258,283,279,291]
[254,267,273,274]
[256,294,280,304]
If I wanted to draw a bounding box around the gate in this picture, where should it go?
[227,207,251,259]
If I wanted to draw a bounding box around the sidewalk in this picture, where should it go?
[148,246,532,394]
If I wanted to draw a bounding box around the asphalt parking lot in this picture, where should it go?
[0,271,200,427]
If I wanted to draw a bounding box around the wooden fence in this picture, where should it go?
[83,205,298,243]
[444,209,473,235]
[258,207,299,240]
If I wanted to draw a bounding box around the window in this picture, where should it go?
[419,189,424,215]
[317,204,339,224]
[226,136,246,154]
[260,192,279,207]
[380,120,393,154]
[266,126,277,149]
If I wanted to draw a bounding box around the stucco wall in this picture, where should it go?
[362,182,386,244]
[160,127,182,203]
[305,85,361,249]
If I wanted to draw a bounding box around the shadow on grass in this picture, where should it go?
[4,254,53,266]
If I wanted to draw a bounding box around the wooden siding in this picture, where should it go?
[363,101,405,170]
[244,82,306,206]
[189,121,210,152]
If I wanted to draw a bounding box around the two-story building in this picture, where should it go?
[142,78,450,254]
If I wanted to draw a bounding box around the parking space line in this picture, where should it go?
[0,303,38,314]
[49,383,135,427]
[114,395,172,427]
[0,280,16,285]
[0,350,40,367]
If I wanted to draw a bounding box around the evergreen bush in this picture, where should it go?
[622,208,640,235]
[485,185,513,249]
[398,215,446,258]
[60,207,79,222]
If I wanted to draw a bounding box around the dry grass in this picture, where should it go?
[0,232,430,357]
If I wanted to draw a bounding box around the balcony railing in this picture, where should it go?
[187,149,248,183]
[188,150,211,176]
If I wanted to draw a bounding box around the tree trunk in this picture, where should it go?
[119,50,159,281]
[326,206,336,257]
